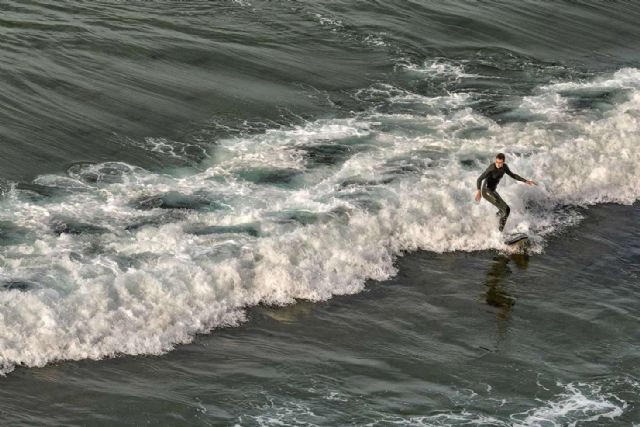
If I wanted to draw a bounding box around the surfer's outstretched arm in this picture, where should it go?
[505,165,537,186]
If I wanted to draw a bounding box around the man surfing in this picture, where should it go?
[475,153,537,231]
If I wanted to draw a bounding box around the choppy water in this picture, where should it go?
[1,1,639,425]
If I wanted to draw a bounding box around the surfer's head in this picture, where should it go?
[495,152,505,168]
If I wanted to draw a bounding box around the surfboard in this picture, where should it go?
[504,233,528,245]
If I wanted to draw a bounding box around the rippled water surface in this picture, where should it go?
[0,1,639,425]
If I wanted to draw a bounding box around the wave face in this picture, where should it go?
[0,1,640,372]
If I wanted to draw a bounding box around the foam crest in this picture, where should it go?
[540,67,640,92]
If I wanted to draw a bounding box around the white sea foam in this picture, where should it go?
[400,58,480,79]
[0,68,639,373]
[363,33,389,47]
[512,384,626,426]
[363,379,635,426]
[230,378,636,426]
[509,378,637,427]
[312,13,344,32]
[113,136,209,163]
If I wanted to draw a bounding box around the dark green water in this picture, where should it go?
[1,1,639,425]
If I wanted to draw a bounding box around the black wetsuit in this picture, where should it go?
[477,163,526,231]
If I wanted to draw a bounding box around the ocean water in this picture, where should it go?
[0,1,639,425]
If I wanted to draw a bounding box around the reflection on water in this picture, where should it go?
[484,254,529,320]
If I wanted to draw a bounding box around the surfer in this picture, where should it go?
[475,153,537,231]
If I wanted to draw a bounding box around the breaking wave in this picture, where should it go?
[0,66,639,373]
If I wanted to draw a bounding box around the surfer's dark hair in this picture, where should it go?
[496,153,505,160]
